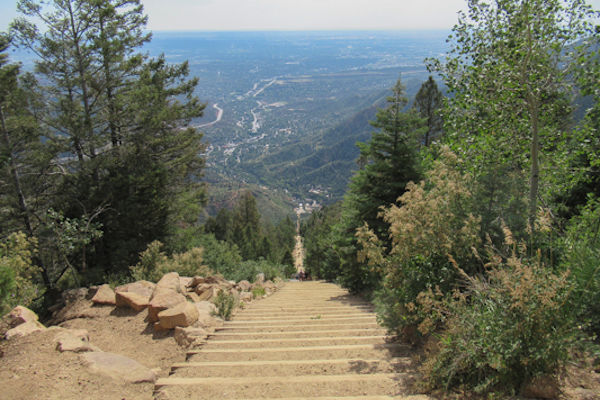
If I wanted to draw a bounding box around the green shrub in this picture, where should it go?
[419,239,581,395]
[561,197,600,335]
[213,290,237,320]
[222,259,293,283]
[130,241,211,282]
[251,286,266,298]
[0,232,42,313]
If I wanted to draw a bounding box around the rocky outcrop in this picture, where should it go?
[157,301,199,330]
[2,306,46,340]
[115,291,150,311]
[53,328,100,353]
[148,287,186,322]
[5,319,46,339]
[114,280,155,311]
[91,284,116,305]
[115,280,155,298]
[174,326,207,347]
[82,351,157,383]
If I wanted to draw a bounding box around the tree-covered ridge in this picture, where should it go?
[302,0,600,396]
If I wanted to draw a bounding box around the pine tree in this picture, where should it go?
[334,77,424,293]
[414,76,443,146]
[10,0,207,278]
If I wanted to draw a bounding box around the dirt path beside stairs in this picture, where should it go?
[154,281,430,400]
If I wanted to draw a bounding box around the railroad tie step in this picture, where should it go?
[155,372,401,387]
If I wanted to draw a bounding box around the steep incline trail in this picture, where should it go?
[154,281,430,399]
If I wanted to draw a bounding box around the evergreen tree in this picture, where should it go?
[10,0,207,279]
[334,77,424,293]
[232,191,262,260]
[414,76,443,146]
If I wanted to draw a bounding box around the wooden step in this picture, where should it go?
[156,373,399,387]
[199,336,388,349]
[170,358,412,378]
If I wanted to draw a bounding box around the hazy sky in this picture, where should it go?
[1,0,600,32]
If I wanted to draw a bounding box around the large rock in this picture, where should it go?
[157,301,199,330]
[147,287,186,322]
[254,273,265,284]
[82,352,156,383]
[156,272,181,293]
[62,287,89,304]
[205,275,233,289]
[179,276,193,290]
[91,284,116,305]
[115,280,155,298]
[5,320,46,340]
[239,291,253,303]
[195,285,220,301]
[174,326,207,347]
[194,301,222,330]
[237,280,252,292]
[54,328,100,353]
[115,291,150,312]
[188,276,206,288]
[3,306,39,328]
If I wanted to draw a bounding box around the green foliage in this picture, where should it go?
[561,197,600,335]
[334,76,424,294]
[301,203,342,281]
[414,76,443,146]
[359,147,480,335]
[194,234,242,278]
[225,259,294,283]
[251,286,266,298]
[420,236,580,395]
[0,232,41,312]
[204,191,296,266]
[130,241,211,282]
[428,0,598,237]
[212,290,237,320]
[7,0,207,292]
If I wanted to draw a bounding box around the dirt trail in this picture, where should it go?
[154,281,430,399]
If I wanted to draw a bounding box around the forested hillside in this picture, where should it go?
[302,0,600,396]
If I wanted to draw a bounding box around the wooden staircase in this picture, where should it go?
[154,281,430,400]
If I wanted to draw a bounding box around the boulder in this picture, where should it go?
[147,287,186,322]
[263,280,276,290]
[255,272,265,284]
[115,280,155,298]
[3,306,39,328]
[521,375,560,399]
[54,328,100,353]
[184,291,201,303]
[62,287,89,304]
[174,326,207,347]
[179,276,193,290]
[115,291,150,312]
[196,285,220,301]
[194,301,222,330]
[157,301,199,330]
[188,276,205,288]
[237,280,252,292]
[82,352,156,383]
[5,320,46,340]
[91,284,116,305]
[204,275,233,289]
[156,272,181,293]
[239,291,253,302]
